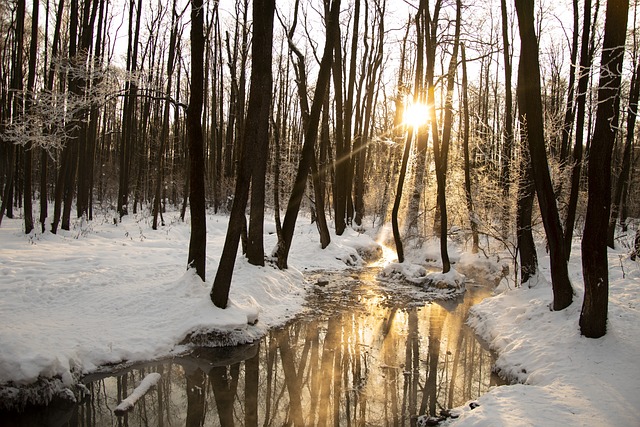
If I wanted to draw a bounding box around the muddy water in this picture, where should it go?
[5,268,503,426]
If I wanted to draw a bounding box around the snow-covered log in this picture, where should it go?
[114,372,161,415]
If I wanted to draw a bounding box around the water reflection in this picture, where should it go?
[5,269,502,426]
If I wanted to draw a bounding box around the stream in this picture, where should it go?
[3,267,504,426]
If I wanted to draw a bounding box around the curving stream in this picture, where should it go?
[4,267,504,426]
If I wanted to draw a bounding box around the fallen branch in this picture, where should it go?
[114,372,161,415]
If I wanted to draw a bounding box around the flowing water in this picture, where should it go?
[3,267,504,426]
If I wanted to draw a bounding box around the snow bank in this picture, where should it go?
[0,210,380,408]
[447,242,640,426]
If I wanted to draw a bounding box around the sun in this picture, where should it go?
[402,100,430,129]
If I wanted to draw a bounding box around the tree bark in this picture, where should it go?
[461,44,479,254]
[392,128,414,263]
[211,0,275,307]
[564,0,595,258]
[581,0,629,338]
[187,0,207,281]
[275,0,340,269]
[499,0,514,236]
[607,59,639,247]
[515,0,573,310]
[23,0,39,234]
[246,0,275,265]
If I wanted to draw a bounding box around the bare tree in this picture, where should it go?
[581,0,629,338]
[187,0,207,280]
[274,0,340,269]
[515,0,573,310]
[211,0,275,307]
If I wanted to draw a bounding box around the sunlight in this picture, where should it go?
[402,100,430,129]
[372,226,399,267]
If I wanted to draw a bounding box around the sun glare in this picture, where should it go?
[402,101,429,129]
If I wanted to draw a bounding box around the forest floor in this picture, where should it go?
[0,208,639,426]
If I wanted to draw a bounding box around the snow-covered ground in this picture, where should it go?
[0,209,379,408]
[1,209,639,426]
[447,238,640,427]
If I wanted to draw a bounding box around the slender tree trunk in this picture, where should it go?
[211,0,275,307]
[515,0,573,310]
[461,44,479,254]
[0,0,25,227]
[517,140,538,285]
[499,0,514,236]
[275,0,340,269]
[152,0,179,230]
[564,0,595,258]
[434,0,460,274]
[607,60,639,247]
[331,16,347,236]
[187,0,207,281]
[559,0,580,168]
[581,0,629,338]
[392,128,414,263]
[22,0,39,234]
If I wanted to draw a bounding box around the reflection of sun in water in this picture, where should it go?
[402,100,430,129]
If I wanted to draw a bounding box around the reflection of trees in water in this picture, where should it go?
[70,288,497,426]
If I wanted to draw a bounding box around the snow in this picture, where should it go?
[0,209,380,408]
[1,210,640,426]
[446,239,640,427]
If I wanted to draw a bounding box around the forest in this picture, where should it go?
[0,0,638,343]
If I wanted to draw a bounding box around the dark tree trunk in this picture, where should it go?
[564,0,595,258]
[153,0,179,230]
[607,60,639,247]
[499,0,514,235]
[343,0,360,226]
[434,0,460,274]
[23,0,39,234]
[461,44,479,254]
[275,0,340,269]
[117,0,142,219]
[517,142,538,285]
[187,0,207,281]
[211,0,275,307]
[331,16,347,236]
[39,0,65,232]
[246,0,275,265]
[581,0,629,338]
[515,0,573,310]
[559,0,580,167]
[392,128,414,263]
[0,0,25,228]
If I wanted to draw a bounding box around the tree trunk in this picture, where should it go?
[499,0,514,236]
[434,0,460,274]
[187,0,207,281]
[152,0,179,230]
[559,0,580,168]
[461,44,479,254]
[607,60,639,247]
[211,0,275,307]
[275,0,340,269]
[581,0,629,338]
[392,128,414,263]
[246,0,275,265]
[517,141,538,285]
[564,0,595,258]
[515,0,573,310]
[22,0,39,234]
